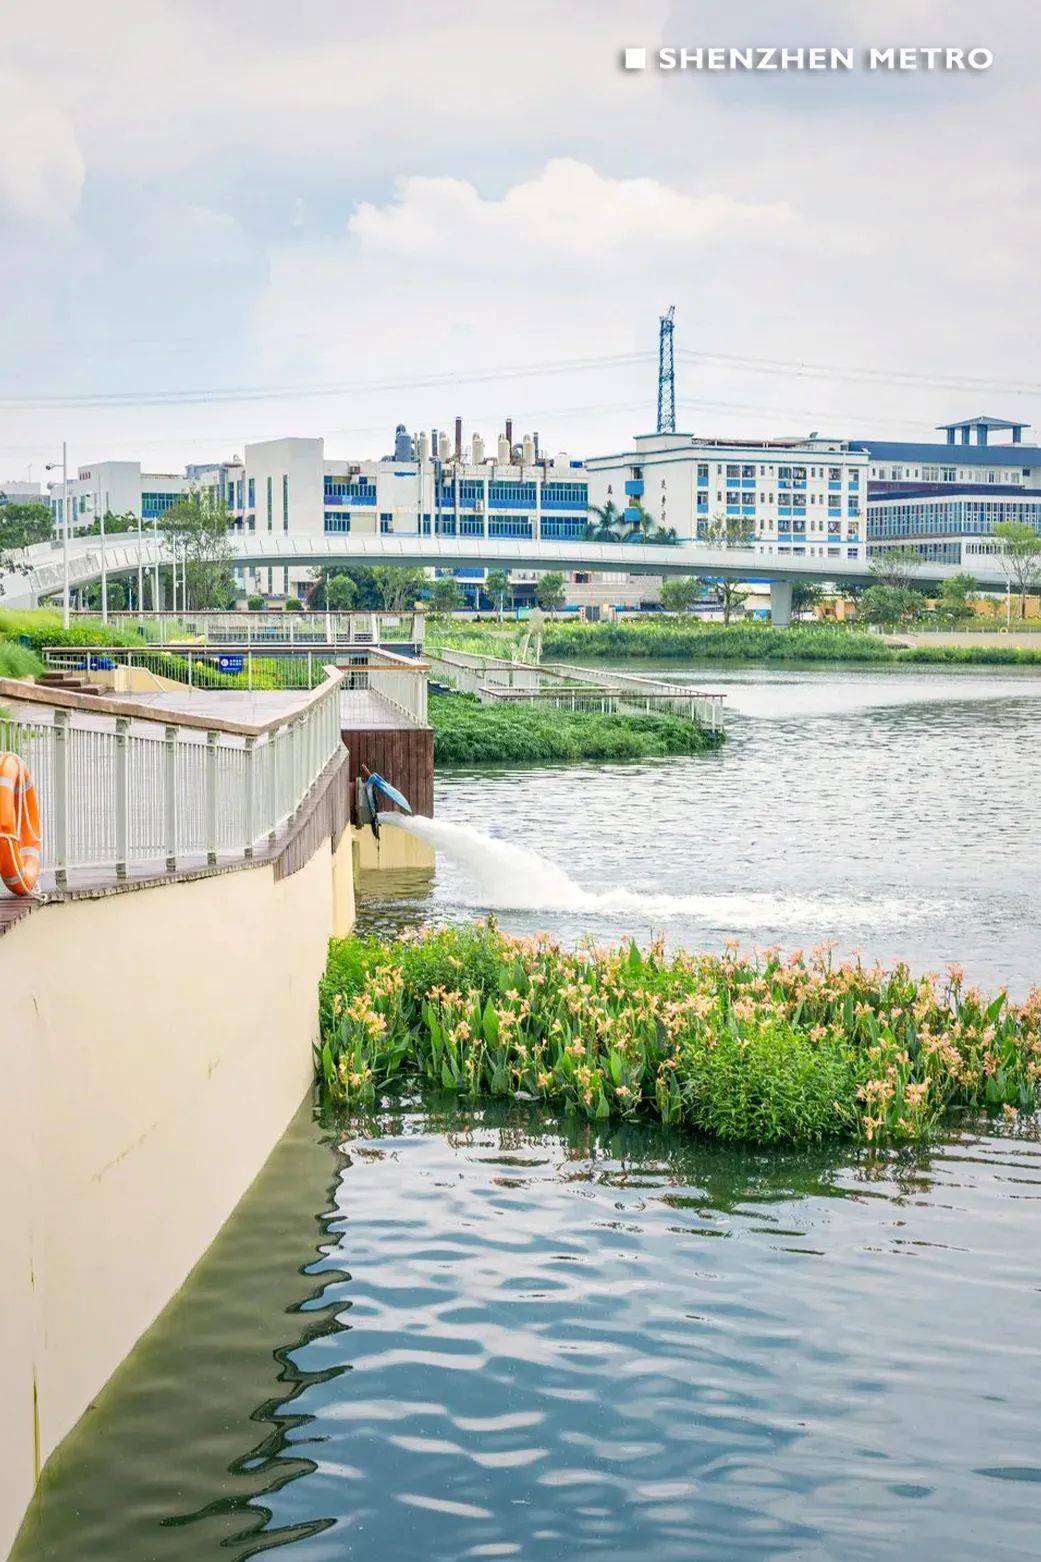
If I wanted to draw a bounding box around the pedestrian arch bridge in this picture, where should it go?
[3,531,1006,624]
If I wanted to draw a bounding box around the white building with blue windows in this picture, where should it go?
[858,416,1041,566]
[584,431,868,560]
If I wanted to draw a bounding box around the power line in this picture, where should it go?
[0,351,654,412]
[677,348,1041,399]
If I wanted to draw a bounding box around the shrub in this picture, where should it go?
[317,924,1041,1147]
[428,693,722,765]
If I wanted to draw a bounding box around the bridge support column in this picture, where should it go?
[770,580,793,628]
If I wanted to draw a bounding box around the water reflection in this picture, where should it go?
[19,1097,1041,1560]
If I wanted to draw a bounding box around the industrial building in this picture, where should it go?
[43,408,1041,603]
[858,416,1041,566]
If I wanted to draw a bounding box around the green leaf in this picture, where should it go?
[483,1000,501,1046]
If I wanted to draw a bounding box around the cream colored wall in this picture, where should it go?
[0,827,355,1561]
[351,822,435,874]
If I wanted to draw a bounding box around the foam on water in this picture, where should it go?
[379,813,943,928]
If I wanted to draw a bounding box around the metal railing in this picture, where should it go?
[76,609,427,649]
[0,668,345,890]
[43,644,430,726]
[428,648,724,731]
[340,647,429,725]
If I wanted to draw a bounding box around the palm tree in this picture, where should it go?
[586,500,625,541]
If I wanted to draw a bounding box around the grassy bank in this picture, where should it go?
[318,923,1041,1146]
[432,618,1041,667]
[428,692,722,765]
[0,641,44,679]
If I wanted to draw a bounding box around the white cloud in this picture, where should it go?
[0,70,84,224]
[348,160,793,268]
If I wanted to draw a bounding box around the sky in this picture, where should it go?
[1,0,1038,480]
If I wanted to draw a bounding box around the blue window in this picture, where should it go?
[282,474,289,531]
[324,479,376,505]
[542,517,587,540]
[247,477,255,510]
[324,513,351,533]
[697,465,709,485]
[488,482,536,509]
[379,512,393,534]
[141,491,182,519]
[543,481,588,508]
[488,515,533,538]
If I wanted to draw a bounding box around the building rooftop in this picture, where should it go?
[869,483,1041,502]
[853,438,1041,468]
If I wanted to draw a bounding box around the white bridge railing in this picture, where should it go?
[79,609,427,648]
[0,668,345,891]
[428,648,724,731]
[43,643,430,726]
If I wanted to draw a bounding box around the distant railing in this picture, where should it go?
[43,643,430,726]
[75,609,427,649]
[0,669,345,890]
[428,648,724,731]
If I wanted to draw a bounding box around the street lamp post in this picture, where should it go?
[45,441,71,628]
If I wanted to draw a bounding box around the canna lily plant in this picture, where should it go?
[318,923,1041,1147]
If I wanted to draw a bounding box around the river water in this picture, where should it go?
[16,664,1041,1560]
[367,662,1041,995]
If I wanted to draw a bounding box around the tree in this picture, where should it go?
[309,566,374,610]
[701,512,753,625]
[484,569,510,620]
[586,500,625,541]
[325,573,357,612]
[869,545,924,590]
[429,575,464,615]
[993,522,1041,621]
[535,572,566,612]
[0,497,52,593]
[859,583,925,631]
[790,581,825,619]
[933,574,977,627]
[370,565,427,612]
[660,576,703,613]
[160,490,236,609]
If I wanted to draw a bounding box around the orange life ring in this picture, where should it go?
[0,752,42,896]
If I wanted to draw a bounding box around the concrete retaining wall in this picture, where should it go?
[0,827,355,1558]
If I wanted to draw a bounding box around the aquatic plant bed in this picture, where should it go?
[319,923,1041,1146]
[432,619,1041,666]
[428,691,722,765]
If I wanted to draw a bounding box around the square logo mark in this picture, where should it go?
[623,47,647,71]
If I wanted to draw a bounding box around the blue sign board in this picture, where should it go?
[217,655,244,674]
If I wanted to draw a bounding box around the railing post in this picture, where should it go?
[114,716,130,880]
[188,650,194,690]
[206,729,218,865]
[247,649,253,692]
[53,709,70,891]
[241,733,256,858]
[164,725,178,871]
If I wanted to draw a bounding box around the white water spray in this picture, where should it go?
[379,813,942,928]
